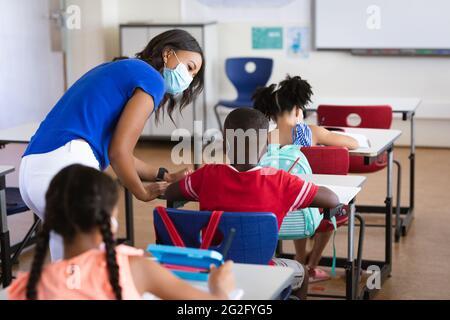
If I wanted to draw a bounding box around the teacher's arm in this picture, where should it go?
[109,89,166,202]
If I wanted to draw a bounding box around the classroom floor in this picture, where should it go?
[6,143,450,299]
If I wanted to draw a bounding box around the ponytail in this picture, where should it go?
[99,211,122,300]
[252,83,278,120]
[26,225,50,300]
[252,75,313,120]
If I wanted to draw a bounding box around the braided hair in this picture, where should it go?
[252,75,313,121]
[25,164,122,300]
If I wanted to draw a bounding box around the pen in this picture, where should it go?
[221,228,236,261]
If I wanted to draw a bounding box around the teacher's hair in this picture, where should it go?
[136,29,205,123]
[25,165,122,300]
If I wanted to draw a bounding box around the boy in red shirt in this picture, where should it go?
[166,108,340,299]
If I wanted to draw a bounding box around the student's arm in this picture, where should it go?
[310,186,340,208]
[133,157,192,183]
[286,175,340,211]
[129,256,235,300]
[165,181,187,202]
[109,89,167,202]
[310,125,359,150]
[165,166,205,202]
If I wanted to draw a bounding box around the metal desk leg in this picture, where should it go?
[385,147,394,270]
[124,189,134,246]
[346,200,356,300]
[402,113,416,236]
[0,176,12,287]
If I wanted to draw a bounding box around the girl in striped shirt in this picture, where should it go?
[253,75,358,283]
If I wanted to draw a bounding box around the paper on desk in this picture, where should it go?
[335,132,370,148]
[318,185,361,205]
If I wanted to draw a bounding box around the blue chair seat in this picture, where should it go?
[6,187,29,216]
[217,99,254,109]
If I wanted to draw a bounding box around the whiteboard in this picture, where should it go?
[315,0,450,49]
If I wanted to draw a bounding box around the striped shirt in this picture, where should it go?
[292,123,313,147]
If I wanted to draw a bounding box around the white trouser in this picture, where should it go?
[19,139,100,261]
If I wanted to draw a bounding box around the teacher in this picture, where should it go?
[19,29,204,260]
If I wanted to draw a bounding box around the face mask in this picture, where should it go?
[163,51,193,95]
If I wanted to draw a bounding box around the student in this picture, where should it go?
[8,165,234,300]
[253,75,358,283]
[253,75,359,149]
[165,108,341,299]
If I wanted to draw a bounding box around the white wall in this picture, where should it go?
[65,0,181,84]
[65,0,450,147]
[213,2,450,147]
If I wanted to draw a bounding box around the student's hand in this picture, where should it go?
[143,182,169,201]
[164,168,193,183]
[208,261,235,299]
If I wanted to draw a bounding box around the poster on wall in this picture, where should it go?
[286,27,310,58]
[181,0,310,24]
[252,27,283,49]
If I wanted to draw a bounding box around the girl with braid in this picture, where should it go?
[8,165,234,300]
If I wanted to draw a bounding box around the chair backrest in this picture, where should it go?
[301,146,350,175]
[6,187,29,215]
[317,105,393,129]
[225,57,273,103]
[153,208,278,265]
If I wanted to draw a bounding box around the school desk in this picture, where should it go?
[0,123,135,246]
[190,263,294,300]
[0,165,15,287]
[294,174,366,300]
[319,127,401,299]
[308,97,420,239]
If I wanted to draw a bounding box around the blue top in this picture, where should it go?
[23,59,165,170]
[292,123,313,147]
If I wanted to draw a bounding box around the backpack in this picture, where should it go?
[258,144,323,240]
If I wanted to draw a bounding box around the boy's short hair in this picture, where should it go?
[223,108,269,165]
[224,108,269,132]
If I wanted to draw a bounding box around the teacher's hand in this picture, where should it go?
[164,168,193,183]
[143,182,169,202]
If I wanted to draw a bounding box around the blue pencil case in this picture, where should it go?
[147,244,224,281]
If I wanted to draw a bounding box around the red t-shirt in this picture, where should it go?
[179,165,319,229]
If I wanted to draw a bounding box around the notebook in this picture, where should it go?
[335,132,371,148]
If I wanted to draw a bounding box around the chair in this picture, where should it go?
[317,105,402,241]
[0,187,40,286]
[300,146,349,175]
[214,57,273,131]
[153,207,278,265]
